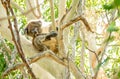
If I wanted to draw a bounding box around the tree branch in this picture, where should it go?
[86,46,99,63]
[36,0,41,17]
[1,0,36,79]
[61,15,93,33]
[2,50,66,77]
[57,0,66,58]
[2,50,84,79]
[93,32,111,79]
[49,0,56,30]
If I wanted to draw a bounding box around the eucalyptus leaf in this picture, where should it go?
[107,22,119,32]
[103,0,120,10]
[114,0,120,6]
[103,4,114,10]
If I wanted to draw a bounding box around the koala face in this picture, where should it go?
[24,20,42,37]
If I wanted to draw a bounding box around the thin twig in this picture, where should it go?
[86,46,99,63]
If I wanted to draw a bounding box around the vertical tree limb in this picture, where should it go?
[1,0,37,79]
[58,0,80,57]
[49,0,56,30]
[58,0,66,57]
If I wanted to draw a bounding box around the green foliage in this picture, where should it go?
[117,71,120,78]
[66,0,72,8]
[103,16,119,44]
[104,46,120,78]
[114,0,120,6]
[0,39,24,78]
[1,0,120,78]
[103,0,120,10]
[0,53,7,77]
[75,55,80,67]
[107,22,119,32]
[18,16,27,34]
[13,0,26,9]
[86,0,106,8]
[96,57,110,70]
[42,0,58,21]
[5,39,14,50]
[12,0,27,35]
[103,4,114,10]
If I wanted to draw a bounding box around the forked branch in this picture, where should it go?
[2,50,84,79]
[62,15,93,33]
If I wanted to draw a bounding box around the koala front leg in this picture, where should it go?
[45,31,58,40]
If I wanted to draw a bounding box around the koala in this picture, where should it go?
[24,20,58,53]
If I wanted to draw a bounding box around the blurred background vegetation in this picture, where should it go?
[0,0,120,79]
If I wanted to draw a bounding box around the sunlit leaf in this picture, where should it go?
[0,53,6,73]
[103,4,114,10]
[103,0,120,10]
[107,22,119,32]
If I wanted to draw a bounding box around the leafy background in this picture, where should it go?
[0,0,120,79]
